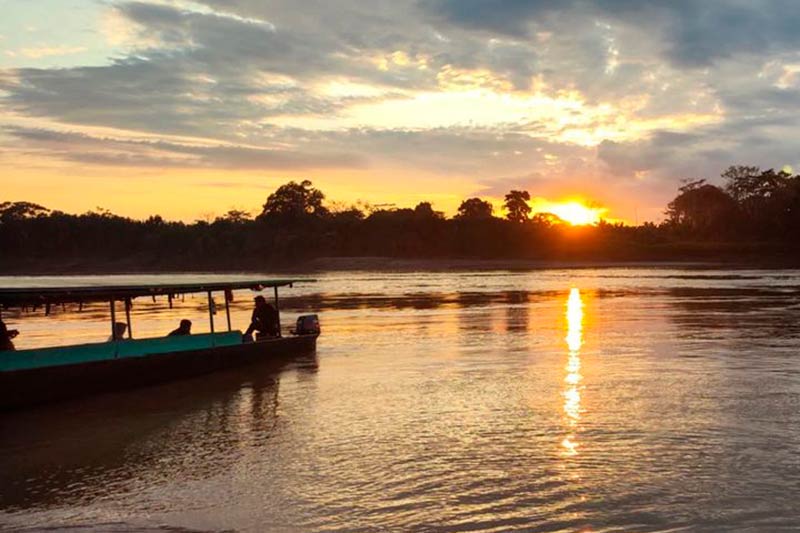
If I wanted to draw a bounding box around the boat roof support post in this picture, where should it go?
[207,291,215,334]
[207,291,216,347]
[124,298,133,339]
[109,298,117,341]
[273,286,281,337]
[225,296,232,332]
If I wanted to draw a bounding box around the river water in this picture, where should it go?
[1,268,800,532]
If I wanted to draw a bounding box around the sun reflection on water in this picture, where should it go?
[562,287,584,456]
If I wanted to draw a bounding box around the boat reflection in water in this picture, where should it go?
[0,352,318,511]
[562,287,583,456]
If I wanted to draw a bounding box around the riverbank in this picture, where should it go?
[2,254,798,276]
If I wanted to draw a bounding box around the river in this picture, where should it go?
[1,268,800,532]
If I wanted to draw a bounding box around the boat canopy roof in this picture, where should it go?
[0,279,309,307]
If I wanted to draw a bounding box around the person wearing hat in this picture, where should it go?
[244,295,280,340]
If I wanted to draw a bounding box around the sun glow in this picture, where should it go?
[530,199,608,226]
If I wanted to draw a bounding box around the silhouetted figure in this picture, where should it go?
[0,320,19,351]
[168,319,192,336]
[108,322,127,342]
[244,296,280,340]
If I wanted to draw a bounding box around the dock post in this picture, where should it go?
[273,286,281,337]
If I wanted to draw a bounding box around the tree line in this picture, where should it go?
[2,165,800,272]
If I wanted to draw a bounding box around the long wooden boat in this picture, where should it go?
[0,279,319,410]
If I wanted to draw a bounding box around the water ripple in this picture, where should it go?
[3,268,800,531]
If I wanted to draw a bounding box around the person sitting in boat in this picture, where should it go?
[243,296,280,340]
[168,319,192,336]
[0,320,19,351]
[108,321,127,342]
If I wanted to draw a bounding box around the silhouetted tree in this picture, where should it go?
[720,166,798,237]
[413,202,445,220]
[329,206,365,222]
[259,180,327,219]
[722,166,785,204]
[665,180,739,238]
[5,166,800,273]
[503,190,531,223]
[218,209,252,223]
[0,201,49,223]
[530,212,564,228]
[455,198,493,219]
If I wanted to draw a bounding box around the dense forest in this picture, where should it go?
[2,165,800,273]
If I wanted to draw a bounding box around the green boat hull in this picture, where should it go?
[0,333,318,410]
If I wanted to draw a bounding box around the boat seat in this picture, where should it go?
[0,331,243,372]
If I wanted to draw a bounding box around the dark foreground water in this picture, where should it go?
[1,268,800,532]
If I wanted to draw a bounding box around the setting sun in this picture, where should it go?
[529,199,607,226]
[550,202,604,225]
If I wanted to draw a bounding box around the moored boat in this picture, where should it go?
[0,279,319,410]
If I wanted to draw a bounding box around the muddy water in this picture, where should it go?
[1,269,800,532]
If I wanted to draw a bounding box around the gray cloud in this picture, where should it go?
[5,126,365,170]
[422,0,800,67]
[599,117,800,190]
[2,0,800,217]
[422,0,562,37]
[598,131,697,177]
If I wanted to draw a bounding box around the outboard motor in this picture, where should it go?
[293,314,321,335]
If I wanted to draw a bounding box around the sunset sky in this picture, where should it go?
[2,0,799,222]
